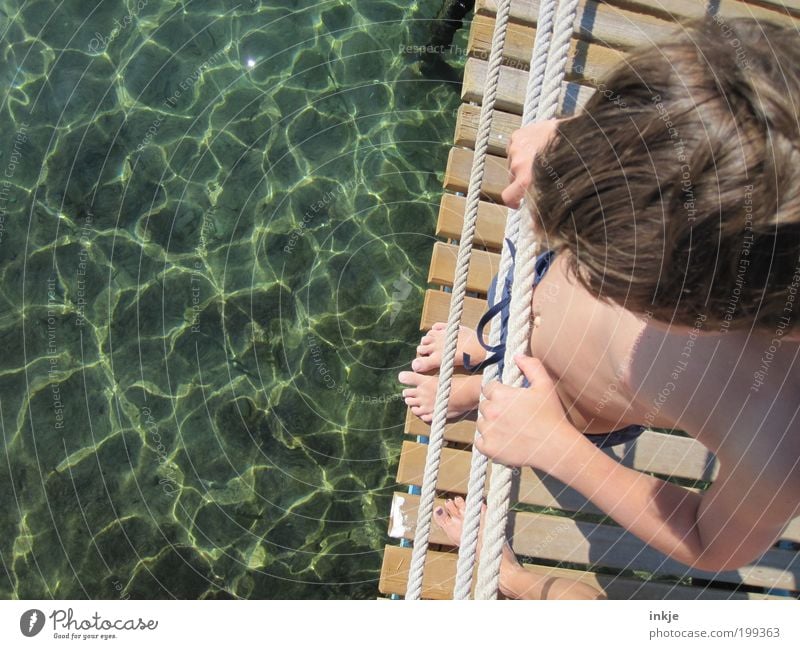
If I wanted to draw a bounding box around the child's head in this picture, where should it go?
[531,17,800,334]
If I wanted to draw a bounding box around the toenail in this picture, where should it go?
[411,360,420,371]
[435,507,443,515]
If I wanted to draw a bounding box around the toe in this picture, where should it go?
[398,371,421,386]
[454,496,466,514]
[433,505,447,526]
[411,406,429,421]
[411,357,434,372]
[445,498,460,517]
[404,397,421,407]
[434,504,459,543]
[432,322,446,331]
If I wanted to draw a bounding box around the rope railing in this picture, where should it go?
[403,0,513,601]
[475,0,580,600]
[405,0,580,600]
[452,0,560,600]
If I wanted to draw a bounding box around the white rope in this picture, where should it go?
[474,0,580,600]
[452,0,560,600]
[403,0,513,600]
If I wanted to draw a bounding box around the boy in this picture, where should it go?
[399,16,800,597]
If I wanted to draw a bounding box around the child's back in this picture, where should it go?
[530,249,800,566]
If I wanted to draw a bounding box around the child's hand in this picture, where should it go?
[475,355,584,470]
[501,119,560,209]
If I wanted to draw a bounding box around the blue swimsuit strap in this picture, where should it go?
[463,238,516,373]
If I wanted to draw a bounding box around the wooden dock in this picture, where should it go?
[380,0,800,599]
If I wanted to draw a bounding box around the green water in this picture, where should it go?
[0,0,464,598]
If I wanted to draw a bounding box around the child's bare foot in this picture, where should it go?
[412,322,487,373]
[433,496,522,598]
[433,496,606,600]
[398,372,482,423]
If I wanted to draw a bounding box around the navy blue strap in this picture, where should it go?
[463,238,516,373]
[463,299,507,371]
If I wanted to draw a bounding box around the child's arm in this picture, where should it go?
[539,430,797,571]
[476,355,800,571]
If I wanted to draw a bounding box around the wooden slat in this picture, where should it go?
[399,432,719,490]
[428,243,500,294]
[421,288,487,331]
[785,520,800,543]
[404,407,476,445]
[380,545,456,599]
[467,13,539,70]
[468,13,625,79]
[455,104,519,157]
[476,0,675,50]
[443,147,508,203]
[437,192,509,248]
[396,434,673,517]
[396,449,610,514]
[379,545,785,599]
[389,493,799,591]
[398,422,717,484]
[606,0,800,27]
[463,58,595,116]
[396,438,717,505]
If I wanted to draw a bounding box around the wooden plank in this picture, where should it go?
[467,13,539,71]
[428,241,500,293]
[475,0,676,50]
[455,104,519,157]
[380,544,455,599]
[404,407,477,445]
[379,545,785,599]
[463,58,595,116]
[390,493,800,591]
[396,447,609,514]
[396,437,718,506]
[468,13,624,79]
[437,192,509,249]
[443,147,508,203]
[399,432,719,488]
[606,0,800,27]
[398,422,718,484]
[421,289,487,331]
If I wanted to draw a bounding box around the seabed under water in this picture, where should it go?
[0,0,467,598]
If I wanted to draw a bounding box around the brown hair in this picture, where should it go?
[532,17,800,332]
